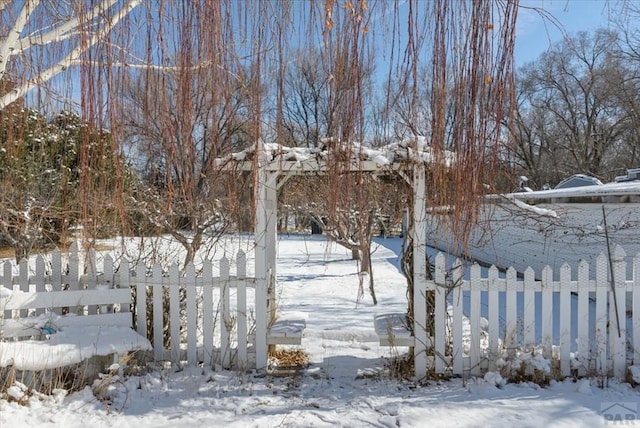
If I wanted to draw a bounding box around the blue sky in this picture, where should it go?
[515,0,619,66]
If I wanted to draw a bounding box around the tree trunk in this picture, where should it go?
[362,246,377,304]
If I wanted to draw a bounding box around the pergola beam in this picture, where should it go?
[216,158,408,174]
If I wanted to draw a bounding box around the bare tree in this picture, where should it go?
[280,48,330,147]
[511,29,634,185]
[118,2,257,269]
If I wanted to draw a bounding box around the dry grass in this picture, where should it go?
[387,353,415,380]
[0,247,15,259]
[0,353,147,405]
[0,363,93,403]
[268,348,309,368]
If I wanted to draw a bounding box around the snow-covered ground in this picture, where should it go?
[1,234,640,427]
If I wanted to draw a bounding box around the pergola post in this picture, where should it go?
[412,164,428,379]
[254,157,269,370]
[265,172,279,328]
[255,158,280,368]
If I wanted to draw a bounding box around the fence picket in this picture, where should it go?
[100,254,114,315]
[135,263,147,339]
[541,266,553,358]
[186,263,197,366]
[611,245,627,379]
[34,256,45,316]
[451,259,463,375]
[434,253,447,373]
[523,267,535,349]
[2,261,11,320]
[469,263,481,376]
[595,253,608,376]
[576,260,590,375]
[220,256,231,369]
[67,242,80,315]
[19,259,29,318]
[236,250,248,369]
[255,268,268,370]
[505,267,517,352]
[169,263,180,364]
[634,254,640,366]
[119,259,130,314]
[559,263,571,377]
[202,260,214,366]
[51,248,61,293]
[487,265,499,371]
[85,249,97,315]
[152,263,164,361]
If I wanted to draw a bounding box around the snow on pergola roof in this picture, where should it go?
[218,136,455,174]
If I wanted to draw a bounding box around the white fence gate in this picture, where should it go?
[0,243,260,370]
[429,245,640,379]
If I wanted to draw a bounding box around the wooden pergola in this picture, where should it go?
[221,140,443,378]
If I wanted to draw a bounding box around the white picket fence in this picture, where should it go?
[0,243,260,370]
[4,242,640,380]
[429,245,640,379]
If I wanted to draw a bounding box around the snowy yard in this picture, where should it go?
[1,234,640,427]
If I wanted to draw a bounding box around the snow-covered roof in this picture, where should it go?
[490,179,640,200]
[218,136,455,173]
